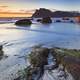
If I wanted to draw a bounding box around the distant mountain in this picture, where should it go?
[32,8,80,18]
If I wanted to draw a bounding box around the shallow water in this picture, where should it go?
[0,21,80,79]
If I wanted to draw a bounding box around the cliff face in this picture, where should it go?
[32,8,53,18]
[32,8,80,18]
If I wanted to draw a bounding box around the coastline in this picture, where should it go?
[17,46,80,80]
[0,21,80,80]
[0,44,80,80]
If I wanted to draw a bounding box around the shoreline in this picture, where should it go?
[0,44,80,80]
[18,46,80,80]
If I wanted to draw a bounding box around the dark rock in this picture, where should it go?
[32,8,53,18]
[15,19,32,26]
[27,47,50,80]
[37,19,42,22]
[41,17,52,24]
[0,45,3,50]
[29,47,49,67]
[0,45,4,57]
[55,20,61,22]
[70,20,74,23]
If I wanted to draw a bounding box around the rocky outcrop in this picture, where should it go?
[32,8,53,18]
[29,47,49,67]
[53,48,80,80]
[26,47,69,80]
[36,17,52,24]
[17,47,80,80]
[15,19,32,26]
[26,47,50,80]
[41,17,52,24]
[32,8,80,18]
[63,56,80,80]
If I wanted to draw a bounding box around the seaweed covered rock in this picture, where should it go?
[41,17,52,24]
[15,19,32,26]
[0,45,4,58]
[29,47,49,67]
[53,48,80,80]
[26,47,50,80]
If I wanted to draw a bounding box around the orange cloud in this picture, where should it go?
[19,9,35,14]
[0,5,8,8]
[0,13,32,17]
[0,11,32,17]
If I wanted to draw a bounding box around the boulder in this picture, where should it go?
[15,19,32,26]
[41,17,52,24]
[29,47,49,67]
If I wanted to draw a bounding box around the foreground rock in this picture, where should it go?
[15,19,32,26]
[0,45,4,59]
[14,47,78,80]
[53,48,80,80]
[25,47,74,80]
[26,47,50,80]
[26,47,59,80]
[63,56,80,80]
[29,47,49,67]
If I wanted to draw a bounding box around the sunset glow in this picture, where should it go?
[0,0,80,17]
[0,12,32,17]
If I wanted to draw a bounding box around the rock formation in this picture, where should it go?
[32,8,80,18]
[15,19,32,26]
[41,17,52,24]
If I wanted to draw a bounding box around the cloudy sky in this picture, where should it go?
[0,0,80,17]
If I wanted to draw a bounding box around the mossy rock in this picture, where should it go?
[15,19,32,26]
[41,17,52,24]
[28,47,49,67]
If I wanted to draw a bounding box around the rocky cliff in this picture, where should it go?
[32,8,80,18]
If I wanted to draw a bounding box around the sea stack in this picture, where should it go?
[15,19,32,26]
[41,17,52,24]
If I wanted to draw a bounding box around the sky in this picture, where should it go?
[0,0,80,17]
